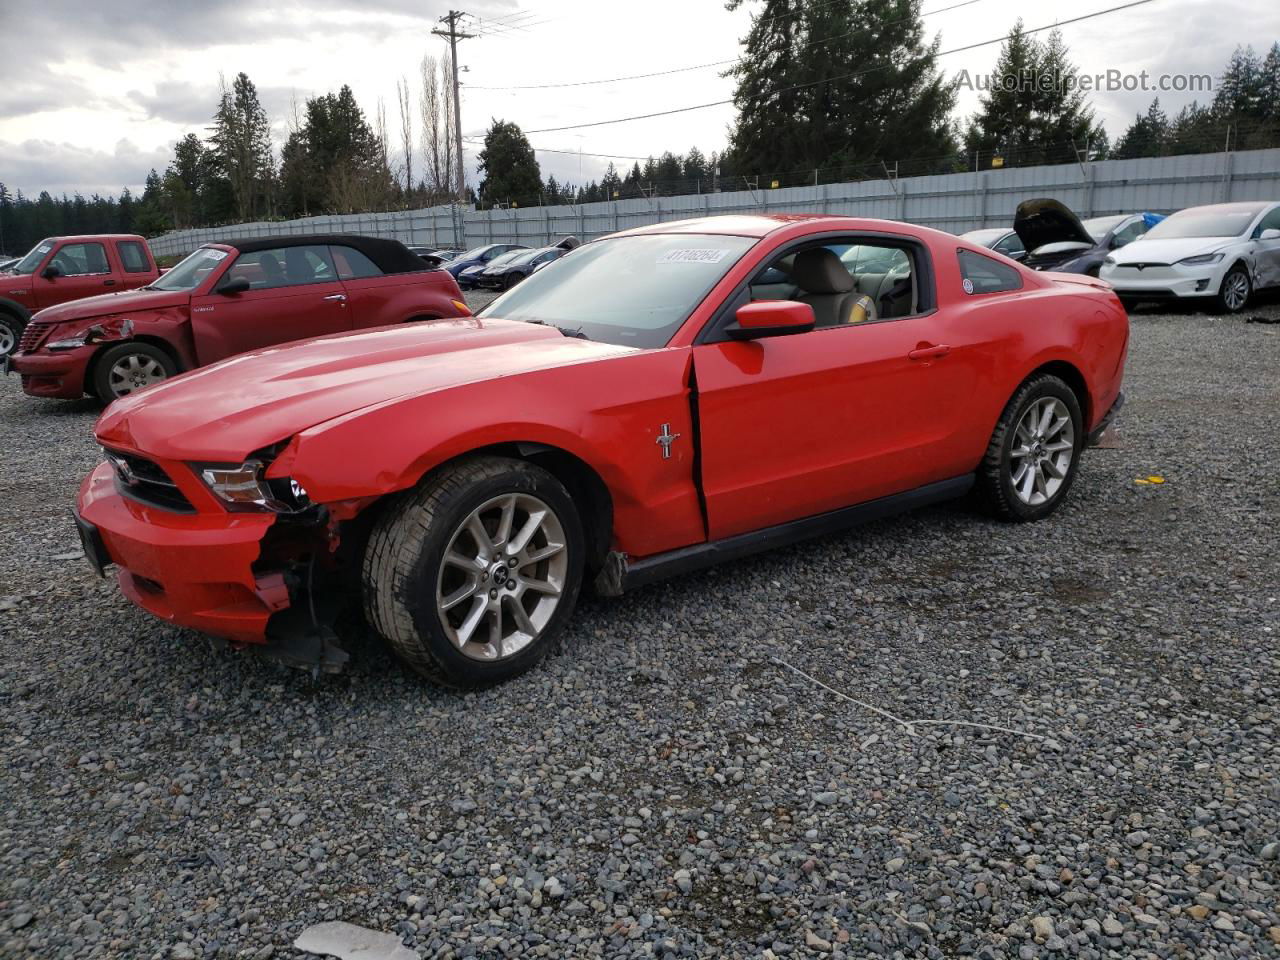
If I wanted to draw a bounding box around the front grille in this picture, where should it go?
[104,449,195,513]
[18,321,51,353]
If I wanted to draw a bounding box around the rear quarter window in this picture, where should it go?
[118,241,151,273]
[958,249,1024,294]
[332,246,383,280]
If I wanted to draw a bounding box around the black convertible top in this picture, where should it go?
[212,234,427,275]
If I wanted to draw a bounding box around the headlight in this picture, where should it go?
[46,336,90,350]
[1102,255,1116,266]
[1177,252,1224,266]
[198,459,311,513]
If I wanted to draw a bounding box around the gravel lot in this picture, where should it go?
[2,297,1278,959]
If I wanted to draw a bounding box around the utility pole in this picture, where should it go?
[432,10,474,206]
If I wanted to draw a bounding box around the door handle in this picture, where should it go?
[908,344,950,360]
[103,279,116,286]
[322,293,347,302]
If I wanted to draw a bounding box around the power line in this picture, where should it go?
[467,0,983,91]
[522,0,1158,134]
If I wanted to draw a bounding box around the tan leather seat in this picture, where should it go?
[792,248,878,326]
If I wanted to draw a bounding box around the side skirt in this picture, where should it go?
[597,474,974,595]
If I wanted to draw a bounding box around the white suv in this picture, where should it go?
[1099,201,1280,313]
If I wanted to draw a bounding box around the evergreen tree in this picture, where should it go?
[683,148,709,187]
[1214,46,1262,120]
[963,22,1104,168]
[208,72,273,221]
[1114,99,1170,159]
[476,120,542,206]
[726,0,956,180]
[1259,43,1280,123]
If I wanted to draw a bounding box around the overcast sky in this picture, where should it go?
[0,0,1275,199]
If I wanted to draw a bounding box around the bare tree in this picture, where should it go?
[397,76,414,198]
[419,52,455,204]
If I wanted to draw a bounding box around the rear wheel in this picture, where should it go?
[92,342,177,401]
[1215,264,1251,314]
[363,456,584,687]
[977,374,1083,522]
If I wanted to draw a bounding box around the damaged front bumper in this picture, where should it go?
[76,461,349,672]
[10,348,91,398]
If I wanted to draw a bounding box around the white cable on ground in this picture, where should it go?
[770,656,1048,742]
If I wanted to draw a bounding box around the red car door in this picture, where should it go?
[188,244,352,363]
[33,240,117,308]
[692,239,977,541]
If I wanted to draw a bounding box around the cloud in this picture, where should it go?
[0,138,174,197]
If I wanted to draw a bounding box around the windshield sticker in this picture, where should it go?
[202,249,228,261]
[658,248,730,265]
[36,243,53,255]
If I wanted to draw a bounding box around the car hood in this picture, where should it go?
[1014,198,1095,252]
[95,317,641,462]
[34,287,189,325]
[1106,237,1233,266]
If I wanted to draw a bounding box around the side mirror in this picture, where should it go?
[726,300,815,341]
[216,276,251,295]
[1260,228,1280,241]
[42,264,62,280]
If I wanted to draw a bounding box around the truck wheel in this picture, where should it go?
[363,456,584,687]
[976,374,1083,522]
[93,343,177,401]
[1214,264,1251,314]
[0,313,21,358]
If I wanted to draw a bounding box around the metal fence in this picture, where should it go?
[147,146,1280,259]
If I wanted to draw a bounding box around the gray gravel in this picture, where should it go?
[1,297,1278,959]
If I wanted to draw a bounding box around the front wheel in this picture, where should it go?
[1215,264,1251,314]
[0,313,21,359]
[363,456,584,687]
[92,342,177,401]
[977,374,1083,522]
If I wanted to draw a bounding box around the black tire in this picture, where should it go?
[92,342,178,401]
[1214,264,1251,314]
[0,312,22,359]
[976,374,1083,522]
[363,456,585,687]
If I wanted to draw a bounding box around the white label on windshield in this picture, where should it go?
[658,248,730,264]
[36,243,53,254]
[202,249,227,261]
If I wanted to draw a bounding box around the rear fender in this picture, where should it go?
[274,348,707,558]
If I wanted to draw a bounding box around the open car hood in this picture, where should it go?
[1014,198,1096,253]
[94,317,639,462]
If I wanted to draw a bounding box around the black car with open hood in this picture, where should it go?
[1013,198,1165,274]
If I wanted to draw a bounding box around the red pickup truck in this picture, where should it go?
[9,234,471,401]
[1,234,160,358]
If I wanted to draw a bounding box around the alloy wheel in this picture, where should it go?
[0,325,14,357]
[1009,397,1075,506]
[108,354,168,397]
[1223,270,1250,312]
[435,492,568,661]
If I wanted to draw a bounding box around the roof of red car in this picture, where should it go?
[44,234,147,243]
[612,214,947,240]
[207,234,428,275]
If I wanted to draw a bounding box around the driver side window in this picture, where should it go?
[744,239,918,329]
[227,245,336,290]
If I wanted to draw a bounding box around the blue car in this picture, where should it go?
[445,243,527,285]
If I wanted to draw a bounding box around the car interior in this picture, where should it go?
[746,241,918,327]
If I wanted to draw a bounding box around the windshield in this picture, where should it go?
[1146,205,1266,240]
[9,239,55,276]
[477,233,757,348]
[504,249,544,267]
[482,251,525,270]
[150,246,229,291]
[458,245,498,260]
[1082,215,1125,241]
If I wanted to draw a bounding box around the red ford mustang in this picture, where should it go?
[74,215,1128,686]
